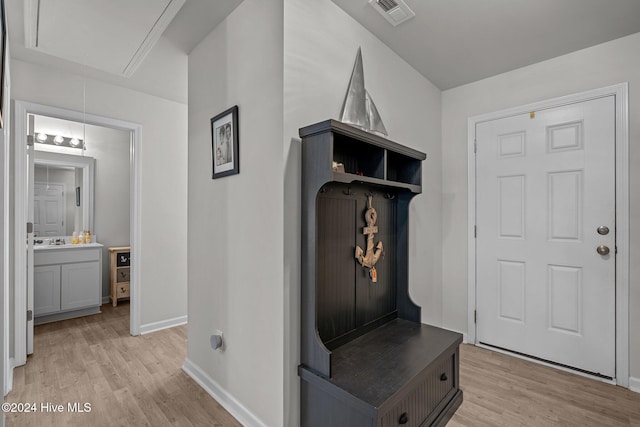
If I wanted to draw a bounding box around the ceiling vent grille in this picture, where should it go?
[368,0,415,26]
[377,0,399,12]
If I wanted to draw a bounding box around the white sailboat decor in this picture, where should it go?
[339,47,388,136]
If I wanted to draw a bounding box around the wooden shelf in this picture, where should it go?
[109,246,130,307]
[299,119,426,193]
[299,119,461,426]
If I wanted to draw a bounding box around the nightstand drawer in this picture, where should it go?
[116,283,130,298]
[116,252,131,267]
[379,352,456,427]
[116,267,130,282]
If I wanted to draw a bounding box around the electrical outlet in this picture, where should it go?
[210,329,224,351]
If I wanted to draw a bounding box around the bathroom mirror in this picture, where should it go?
[33,151,95,236]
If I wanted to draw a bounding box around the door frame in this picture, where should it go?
[466,83,629,387]
[12,100,143,369]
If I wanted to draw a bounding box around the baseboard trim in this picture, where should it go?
[182,358,266,427]
[102,296,110,304]
[629,376,640,393]
[140,315,187,335]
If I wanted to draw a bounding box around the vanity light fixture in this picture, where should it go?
[34,133,84,150]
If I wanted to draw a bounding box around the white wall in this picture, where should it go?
[283,1,442,424]
[83,126,130,300]
[11,58,188,328]
[186,0,284,426]
[442,32,640,381]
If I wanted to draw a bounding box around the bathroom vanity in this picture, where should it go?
[33,243,103,324]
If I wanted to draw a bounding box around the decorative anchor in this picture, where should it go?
[355,195,383,282]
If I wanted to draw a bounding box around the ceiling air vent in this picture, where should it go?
[368,0,415,27]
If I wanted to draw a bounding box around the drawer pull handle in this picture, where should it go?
[398,412,408,425]
[440,373,448,381]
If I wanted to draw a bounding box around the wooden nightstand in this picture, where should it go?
[109,246,131,307]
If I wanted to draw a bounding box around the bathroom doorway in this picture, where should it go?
[31,114,131,329]
[13,101,142,365]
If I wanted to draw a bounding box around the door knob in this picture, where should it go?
[596,245,610,255]
[597,226,610,235]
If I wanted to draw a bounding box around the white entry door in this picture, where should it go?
[475,95,615,378]
[34,182,65,237]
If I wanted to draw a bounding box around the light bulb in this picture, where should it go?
[53,135,64,145]
[70,138,81,147]
[36,133,47,142]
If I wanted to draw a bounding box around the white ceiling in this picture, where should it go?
[5,0,243,102]
[24,0,185,77]
[331,0,640,89]
[6,0,640,96]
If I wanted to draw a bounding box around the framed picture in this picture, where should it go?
[211,105,239,179]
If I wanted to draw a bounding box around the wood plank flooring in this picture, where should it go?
[5,303,241,427]
[5,305,640,426]
[450,344,640,426]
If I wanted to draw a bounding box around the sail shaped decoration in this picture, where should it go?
[339,48,388,136]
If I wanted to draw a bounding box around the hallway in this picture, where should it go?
[5,304,240,426]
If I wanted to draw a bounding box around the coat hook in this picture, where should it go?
[343,187,354,196]
[384,193,395,200]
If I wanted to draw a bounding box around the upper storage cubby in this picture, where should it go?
[299,119,426,193]
[333,133,384,179]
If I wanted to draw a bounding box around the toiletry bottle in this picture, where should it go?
[71,232,78,244]
[84,230,91,244]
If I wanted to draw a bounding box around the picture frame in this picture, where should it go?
[211,105,239,179]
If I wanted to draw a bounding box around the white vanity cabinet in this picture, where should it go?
[34,244,103,324]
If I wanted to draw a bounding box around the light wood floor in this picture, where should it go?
[5,303,241,427]
[5,305,640,426]
[450,344,640,426]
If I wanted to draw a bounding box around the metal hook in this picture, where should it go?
[343,187,354,196]
[384,193,395,200]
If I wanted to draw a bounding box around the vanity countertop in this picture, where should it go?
[34,242,104,251]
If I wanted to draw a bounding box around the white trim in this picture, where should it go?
[122,0,186,77]
[467,83,630,387]
[467,118,477,345]
[130,127,142,336]
[2,51,11,397]
[182,358,267,427]
[140,315,187,335]
[629,377,640,394]
[5,358,14,396]
[13,101,143,374]
[23,0,38,48]
[14,101,28,366]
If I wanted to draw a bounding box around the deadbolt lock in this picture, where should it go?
[597,226,610,235]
